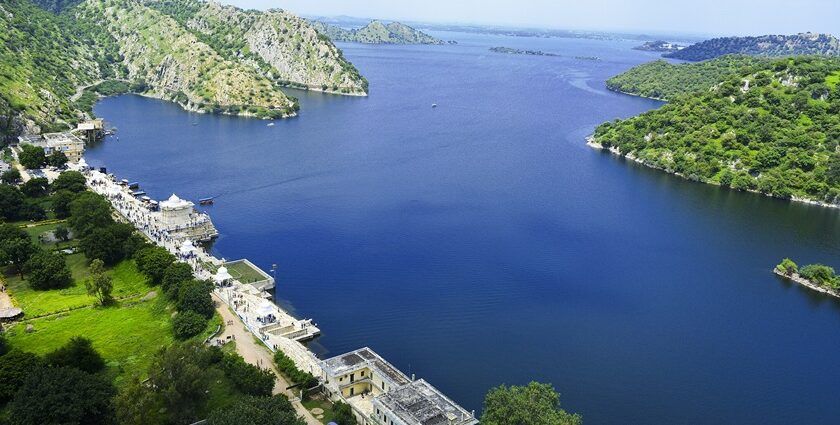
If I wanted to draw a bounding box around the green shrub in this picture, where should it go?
[172,310,208,340]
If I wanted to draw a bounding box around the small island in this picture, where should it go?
[489,46,560,57]
[633,40,684,53]
[774,259,840,299]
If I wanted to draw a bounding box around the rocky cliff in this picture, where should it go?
[665,33,840,61]
[311,20,444,45]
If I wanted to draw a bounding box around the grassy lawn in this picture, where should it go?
[5,296,173,385]
[5,257,150,319]
[225,260,270,284]
[5,295,223,387]
[302,398,337,424]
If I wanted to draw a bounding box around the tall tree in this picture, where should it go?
[0,223,37,278]
[208,395,305,425]
[85,259,113,305]
[480,382,582,425]
[18,144,46,169]
[24,250,72,290]
[0,184,24,220]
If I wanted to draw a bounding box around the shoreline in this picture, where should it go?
[604,86,668,102]
[586,136,840,211]
[773,269,840,300]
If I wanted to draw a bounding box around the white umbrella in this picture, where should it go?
[257,299,274,317]
[179,240,196,255]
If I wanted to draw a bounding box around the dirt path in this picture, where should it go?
[213,294,323,425]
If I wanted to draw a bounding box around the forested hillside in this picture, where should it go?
[606,56,768,100]
[666,33,840,61]
[594,56,840,205]
[0,0,106,139]
[0,0,370,141]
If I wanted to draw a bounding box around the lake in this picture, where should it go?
[88,31,840,425]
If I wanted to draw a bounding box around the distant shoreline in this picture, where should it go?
[586,136,840,210]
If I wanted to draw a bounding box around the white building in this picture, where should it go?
[158,194,219,242]
[321,348,477,425]
[18,132,86,163]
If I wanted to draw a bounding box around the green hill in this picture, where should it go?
[0,0,369,142]
[606,56,769,100]
[594,56,840,205]
[665,33,840,61]
[310,19,444,45]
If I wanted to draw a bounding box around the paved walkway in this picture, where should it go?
[213,295,322,425]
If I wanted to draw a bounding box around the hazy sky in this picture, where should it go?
[224,0,838,37]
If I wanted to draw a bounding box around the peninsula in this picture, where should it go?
[633,40,684,53]
[0,0,368,138]
[592,56,840,209]
[774,259,840,299]
[310,19,446,45]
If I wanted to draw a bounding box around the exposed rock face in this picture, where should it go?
[76,0,296,118]
[310,19,444,45]
[179,1,368,95]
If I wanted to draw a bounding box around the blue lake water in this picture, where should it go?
[88,31,840,424]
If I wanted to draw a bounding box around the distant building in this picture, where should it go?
[321,347,478,425]
[77,119,104,143]
[18,132,85,163]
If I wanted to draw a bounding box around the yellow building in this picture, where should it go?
[321,348,477,425]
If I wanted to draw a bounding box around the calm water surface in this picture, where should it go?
[88,32,840,425]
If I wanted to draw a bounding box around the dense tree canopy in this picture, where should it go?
[18,144,46,169]
[595,56,840,204]
[52,170,87,193]
[7,366,116,425]
[134,246,176,285]
[480,382,582,425]
[207,395,305,425]
[0,184,25,220]
[220,353,276,397]
[24,249,72,290]
[0,350,44,403]
[0,223,37,277]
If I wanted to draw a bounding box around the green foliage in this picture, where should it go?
[54,224,70,241]
[134,246,176,285]
[146,342,215,425]
[85,259,114,305]
[7,366,116,425]
[52,171,87,193]
[162,261,194,297]
[24,249,73,290]
[172,310,208,340]
[45,336,106,373]
[0,350,44,403]
[0,223,37,275]
[799,263,839,288]
[273,350,318,389]
[776,258,799,275]
[51,190,76,218]
[220,353,276,397]
[1,168,20,184]
[607,56,769,100]
[207,395,305,425]
[68,191,114,237]
[332,401,357,425]
[480,382,582,425]
[0,334,7,356]
[20,177,49,197]
[80,222,143,265]
[31,0,85,13]
[177,279,215,318]
[47,151,68,168]
[18,145,46,169]
[0,184,25,220]
[595,56,840,204]
[667,33,840,61]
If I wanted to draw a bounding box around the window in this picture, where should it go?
[361,371,365,377]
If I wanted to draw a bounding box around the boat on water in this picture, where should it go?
[432,103,438,108]
[267,122,275,127]
[199,197,215,205]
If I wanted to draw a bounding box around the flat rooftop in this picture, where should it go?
[321,347,411,388]
[376,379,478,425]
